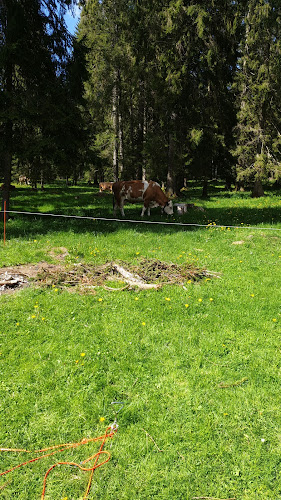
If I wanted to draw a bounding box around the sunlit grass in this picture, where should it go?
[0,183,280,499]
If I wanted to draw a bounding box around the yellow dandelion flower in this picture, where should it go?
[136,251,140,255]
[54,288,58,292]
[224,413,228,416]
[198,298,202,302]
[272,318,277,322]
[80,352,86,357]
[31,314,36,319]
[16,322,20,326]
[41,317,45,321]
[250,294,255,297]
[34,305,38,308]
[99,417,105,422]
[98,298,103,302]
[165,297,171,301]
[135,297,139,301]
[185,304,189,308]
[142,322,146,326]
[75,360,79,364]
[209,298,213,301]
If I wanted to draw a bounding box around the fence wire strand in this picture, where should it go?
[2,209,281,231]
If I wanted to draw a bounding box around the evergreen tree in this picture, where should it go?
[234,0,281,196]
[180,0,239,196]
[0,0,75,212]
[78,0,131,182]
[79,0,241,193]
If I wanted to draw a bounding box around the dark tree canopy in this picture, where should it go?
[0,0,85,208]
[1,0,281,203]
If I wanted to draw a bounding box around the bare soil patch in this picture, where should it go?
[0,262,64,295]
[0,259,219,295]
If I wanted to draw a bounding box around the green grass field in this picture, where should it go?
[0,182,280,499]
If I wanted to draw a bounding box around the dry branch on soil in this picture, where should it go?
[0,259,220,294]
[35,259,219,291]
[112,263,159,289]
[0,272,28,293]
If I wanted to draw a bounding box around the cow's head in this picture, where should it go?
[163,200,173,215]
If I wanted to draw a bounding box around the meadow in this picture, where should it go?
[0,182,280,499]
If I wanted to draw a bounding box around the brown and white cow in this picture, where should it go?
[99,182,113,193]
[112,180,173,217]
[18,175,30,185]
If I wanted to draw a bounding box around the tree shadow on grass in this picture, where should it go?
[3,185,281,240]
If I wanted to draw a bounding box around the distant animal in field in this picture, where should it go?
[18,175,30,185]
[112,180,173,217]
[99,182,113,193]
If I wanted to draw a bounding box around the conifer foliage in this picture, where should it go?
[0,0,81,210]
[1,0,281,202]
[234,0,281,195]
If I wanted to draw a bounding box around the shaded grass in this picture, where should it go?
[0,183,280,499]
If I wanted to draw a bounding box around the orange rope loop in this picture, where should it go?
[0,426,117,499]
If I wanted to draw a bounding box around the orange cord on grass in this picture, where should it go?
[0,425,117,499]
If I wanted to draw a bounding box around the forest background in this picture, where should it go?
[1,0,281,210]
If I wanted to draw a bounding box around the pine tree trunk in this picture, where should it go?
[136,81,145,179]
[112,79,119,181]
[202,176,208,198]
[117,70,124,178]
[142,103,147,181]
[1,149,12,220]
[119,112,124,178]
[40,170,45,190]
[1,54,13,220]
[251,179,264,197]
[166,131,175,196]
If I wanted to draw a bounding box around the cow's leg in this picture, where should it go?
[119,197,125,217]
[113,194,125,216]
[113,202,119,216]
[113,203,125,216]
[141,200,151,217]
[141,205,147,217]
